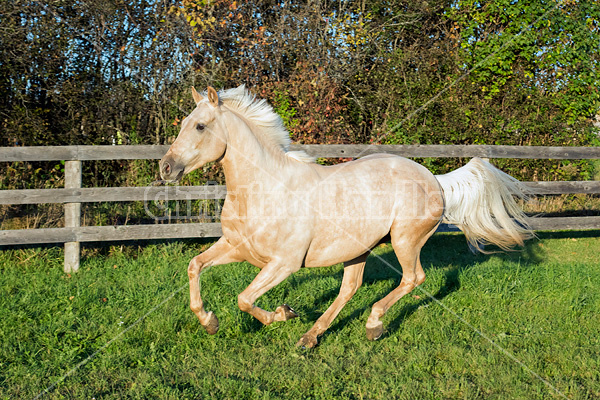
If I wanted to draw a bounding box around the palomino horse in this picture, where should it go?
[160,86,531,348]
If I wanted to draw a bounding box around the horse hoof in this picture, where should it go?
[203,311,219,335]
[296,334,318,349]
[366,322,383,341]
[276,304,298,321]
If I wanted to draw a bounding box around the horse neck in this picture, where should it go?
[220,113,288,188]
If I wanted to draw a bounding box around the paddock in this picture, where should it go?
[1,144,599,398]
[1,231,599,398]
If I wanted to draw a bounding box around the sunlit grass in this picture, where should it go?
[1,231,599,399]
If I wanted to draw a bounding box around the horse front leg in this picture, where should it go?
[237,258,301,326]
[188,237,243,334]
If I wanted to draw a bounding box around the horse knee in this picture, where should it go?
[237,294,253,313]
[188,257,204,279]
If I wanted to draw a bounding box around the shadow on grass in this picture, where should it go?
[206,229,598,339]
[6,230,591,341]
[292,230,587,344]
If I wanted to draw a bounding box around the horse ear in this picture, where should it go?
[191,87,203,104]
[207,86,219,106]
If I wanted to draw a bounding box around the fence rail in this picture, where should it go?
[0,223,223,246]
[2,144,599,272]
[2,144,600,161]
[0,185,227,205]
[2,181,600,206]
[2,218,600,248]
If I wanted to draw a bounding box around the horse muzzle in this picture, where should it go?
[159,154,185,182]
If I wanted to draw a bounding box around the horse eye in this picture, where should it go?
[196,123,205,131]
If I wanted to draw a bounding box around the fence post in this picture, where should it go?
[64,160,82,273]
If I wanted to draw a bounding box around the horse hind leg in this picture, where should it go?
[296,253,367,349]
[365,223,437,341]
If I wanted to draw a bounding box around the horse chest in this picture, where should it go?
[219,202,272,268]
[220,196,311,268]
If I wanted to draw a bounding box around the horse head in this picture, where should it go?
[160,86,227,182]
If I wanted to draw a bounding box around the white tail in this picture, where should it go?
[436,157,533,252]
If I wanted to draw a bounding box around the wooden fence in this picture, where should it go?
[2,144,600,272]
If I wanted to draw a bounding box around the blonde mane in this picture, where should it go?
[218,85,314,163]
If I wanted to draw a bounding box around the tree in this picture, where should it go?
[0,0,194,148]
[2,0,598,182]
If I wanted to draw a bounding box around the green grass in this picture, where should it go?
[1,232,600,399]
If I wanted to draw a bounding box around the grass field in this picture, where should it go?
[1,231,599,399]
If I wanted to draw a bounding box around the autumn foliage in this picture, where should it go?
[1,0,599,183]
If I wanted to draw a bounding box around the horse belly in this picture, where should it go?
[304,220,391,267]
[303,191,396,267]
[303,156,442,267]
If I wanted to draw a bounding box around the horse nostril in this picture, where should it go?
[163,162,171,175]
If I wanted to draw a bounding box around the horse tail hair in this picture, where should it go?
[435,157,533,252]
